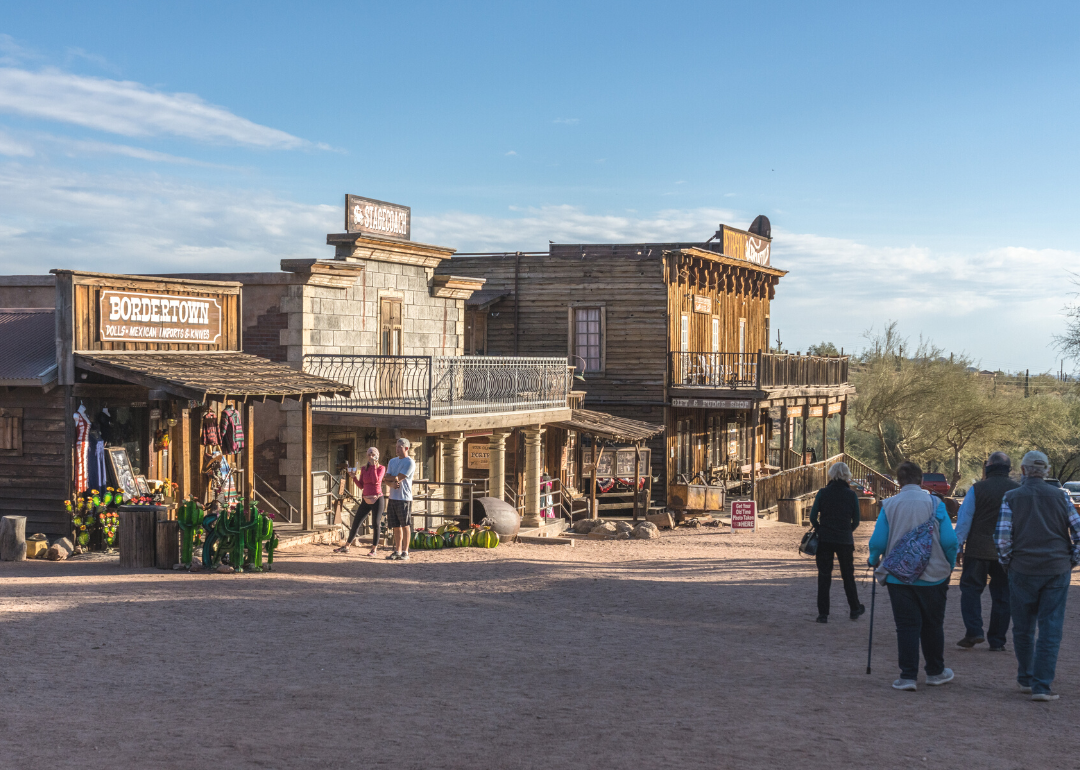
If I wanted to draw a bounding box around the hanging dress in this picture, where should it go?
[74,409,91,494]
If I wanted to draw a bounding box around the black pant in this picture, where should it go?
[346,498,385,545]
[887,582,948,680]
[815,542,861,617]
[959,557,1010,647]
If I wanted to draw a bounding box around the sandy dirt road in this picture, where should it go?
[1,521,1076,769]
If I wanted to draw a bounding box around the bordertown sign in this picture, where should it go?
[98,290,222,343]
[346,194,411,240]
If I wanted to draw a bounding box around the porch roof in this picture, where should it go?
[75,351,352,402]
[549,408,663,444]
[0,309,57,386]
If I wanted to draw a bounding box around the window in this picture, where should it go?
[572,306,603,372]
[380,297,402,355]
[738,318,746,355]
[680,315,689,352]
[711,317,720,354]
[0,408,22,455]
[676,419,691,477]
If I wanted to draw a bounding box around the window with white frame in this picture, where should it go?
[711,317,720,353]
[573,306,603,372]
[680,314,689,352]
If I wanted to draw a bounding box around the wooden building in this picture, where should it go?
[0,271,349,536]
[437,217,858,514]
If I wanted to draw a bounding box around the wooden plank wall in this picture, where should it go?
[666,252,774,357]
[0,388,69,534]
[70,276,240,353]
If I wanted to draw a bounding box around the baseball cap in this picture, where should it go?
[1020,450,1049,472]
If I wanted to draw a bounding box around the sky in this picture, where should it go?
[1,1,1079,372]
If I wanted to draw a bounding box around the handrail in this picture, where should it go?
[254,472,298,523]
[670,351,849,389]
[841,453,900,499]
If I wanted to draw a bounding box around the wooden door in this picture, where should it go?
[379,298,403,402]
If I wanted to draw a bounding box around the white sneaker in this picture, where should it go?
[892,679,917,691]
[1031,692,1059,702]
[1018,684,1032,694]
[926,669,954,686]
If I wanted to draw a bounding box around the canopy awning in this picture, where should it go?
[75,352,352,402]
[548,408,663,444]
[465,289,509,310]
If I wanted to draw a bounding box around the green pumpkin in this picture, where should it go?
[442,532,456,548]
[453,531,471,547]
[474,529,499,549]
[428,532,444,549]
[411,531,423,549]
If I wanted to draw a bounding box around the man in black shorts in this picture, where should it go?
[384,438,415,561]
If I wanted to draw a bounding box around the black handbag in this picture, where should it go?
[798,527,819,557]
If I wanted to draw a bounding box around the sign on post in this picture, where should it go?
[346,194,411,240]
[730,500,757,532]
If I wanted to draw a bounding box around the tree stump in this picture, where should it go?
[119,510,157,568]
[0,515,27,561]
[155,520,179,569]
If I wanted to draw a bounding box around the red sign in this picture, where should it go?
[730,500,757,532]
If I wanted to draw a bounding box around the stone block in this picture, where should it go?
[280,328,302,346]
[278,426,301,444]
[279,458,302,476]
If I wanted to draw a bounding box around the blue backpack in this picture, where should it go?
[879,510,936,584]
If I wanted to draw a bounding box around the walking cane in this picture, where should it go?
[866,574,877,675]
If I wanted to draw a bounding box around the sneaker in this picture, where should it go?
[956,636,985,648]
[398,552,410,561]
[926,669,955,686]
[850,604,866,620]
[892,679,917,691]
[1031,692,1059,702]
[385,552,400,560]
[988,645,1006,652]
[1018,684,1032,694]
[816,615,828,624]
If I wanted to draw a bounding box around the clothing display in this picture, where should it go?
[219,407,245,454]
[74,407,91,493]
[201,410,220,454]
[86,434,107,492]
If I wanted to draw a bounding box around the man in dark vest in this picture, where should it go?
[997,450,1080,701]
[954,452,1018,650]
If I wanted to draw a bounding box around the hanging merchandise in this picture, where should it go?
[73,404,91,493]
[219,406,245,455]
[597,477,616,494]
[153,428,171,452]
[200,409,220,455]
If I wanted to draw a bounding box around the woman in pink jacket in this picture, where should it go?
[335,447,386,556]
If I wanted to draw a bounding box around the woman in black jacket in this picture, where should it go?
[809,462,865,623]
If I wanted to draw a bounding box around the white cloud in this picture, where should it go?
[505,150,517,156]
[0,35,38,67]
[0,67,310,149]
[0,130,33,157]
[553,118,579,125]
[0,163,337,275]
[416,204,736,252]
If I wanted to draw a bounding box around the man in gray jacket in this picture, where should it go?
[996,450,1080,702]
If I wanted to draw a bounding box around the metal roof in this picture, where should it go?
[548,408,663,444]
[0,309,57,386]
[75,352,353,402]
[465,289,510,309]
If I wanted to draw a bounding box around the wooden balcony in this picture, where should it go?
[669,351,850,394]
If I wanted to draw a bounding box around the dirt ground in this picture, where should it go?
[1,521,1077,770]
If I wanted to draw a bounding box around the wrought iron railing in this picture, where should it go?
[303,355,571,417]
[669,351,849,389]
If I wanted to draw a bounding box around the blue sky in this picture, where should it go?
[1,1,1078,372]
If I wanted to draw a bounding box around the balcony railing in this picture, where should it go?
[303,355,571,417]
[670,351,849,390]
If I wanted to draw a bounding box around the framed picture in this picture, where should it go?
[105,447,139,501]
[135,475,151,497]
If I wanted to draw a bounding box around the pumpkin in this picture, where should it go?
[427,532,444,550]
[442,532,456,548]
[411,531,424,549]
[474,529,499,549]
[452,531,471,547]
[435,523,459,535]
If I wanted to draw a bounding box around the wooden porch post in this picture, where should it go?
[779,405,789,471]
[750,406,759,503]
[590,440,600,519]
[632,444,641,522]
[302,396,313,530]
[822,408,828,462]
[800,407,808,464]
[179,405,191,501]
[839,405,846,456]
[245,399,255,516]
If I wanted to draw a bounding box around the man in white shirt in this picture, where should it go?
[384,438,416,561]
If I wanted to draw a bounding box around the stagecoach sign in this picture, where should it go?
[346,194,411,240]
[99,290,222,343]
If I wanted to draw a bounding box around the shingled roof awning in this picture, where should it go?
[549,409,663,444]
[75,352,352,402]
[0,309,57,386]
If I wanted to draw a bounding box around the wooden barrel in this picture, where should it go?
[155,520,179,569]
[119,510,157,568]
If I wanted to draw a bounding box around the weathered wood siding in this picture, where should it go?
[0,388,68,534]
